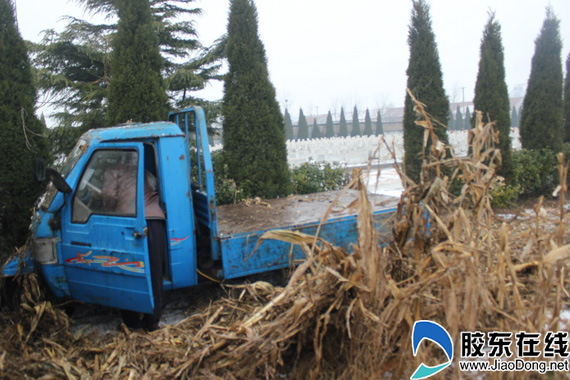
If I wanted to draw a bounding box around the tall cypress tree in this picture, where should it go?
[222,0,290,198]
[311,119,322,139]
[448,109,455,130]
[107,0,168,125]
[402,0,449,182]
[296,108,309,140]
[455,106,463,131]
[464,107,472,130]
[338,107,348,137]
[564,54,570,142]
[325,111,335,138]
[520,8,564,153]
[376,111,384,135]
[351,106,361,136]
[363,109,373,136]
[0,0,49,258]
[511,106,518,128]
[473,13,513,179]
[284,108,294,140]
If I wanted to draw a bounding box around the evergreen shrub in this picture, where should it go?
[510,149,558,198]
[291,162,348,195]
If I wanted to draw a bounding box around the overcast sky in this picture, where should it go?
[14,0,570,121]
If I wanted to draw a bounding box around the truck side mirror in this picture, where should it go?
[46,167,72,194]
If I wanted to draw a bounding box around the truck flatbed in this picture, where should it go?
[214,189,398,280]
[217,189,398,237]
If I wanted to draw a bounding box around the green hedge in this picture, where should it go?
[491,145,570,208]
[511,148,558,198]
[211,154,349,205]
[291,162,349,195]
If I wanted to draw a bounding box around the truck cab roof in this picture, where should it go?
[83,122,184,143]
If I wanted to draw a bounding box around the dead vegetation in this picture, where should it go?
[1,93,570,379]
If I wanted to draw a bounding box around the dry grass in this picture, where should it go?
[1,92,569,379]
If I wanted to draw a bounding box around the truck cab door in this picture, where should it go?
[61,143,154,314]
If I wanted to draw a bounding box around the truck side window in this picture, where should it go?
[72,150,138,223]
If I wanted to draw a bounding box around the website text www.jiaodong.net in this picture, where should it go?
[459,358,569,374]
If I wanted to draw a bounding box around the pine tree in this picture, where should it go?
[0,0,49,259]
[338,107,348,137]
[363,109,373,136]
[473,13,513,179]
[376,111,384,135]
[222,0,290,198]
[284,108,294,140]
[325,111,335,138]
[564,54,570,142]
[402,0,450,182]
[107,0,168,125]
[296,108,309,140]
[311,119,322,139]
[351,106,361,136]
[464,107,472,130]
[520,8,564,153]
[33,0,217,134]
[455,106,463,132]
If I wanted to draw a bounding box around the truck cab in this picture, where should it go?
[29,118,201,314]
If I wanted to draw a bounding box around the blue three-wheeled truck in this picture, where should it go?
[2,107,397,317]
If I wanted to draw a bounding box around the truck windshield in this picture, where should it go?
[38,137,89,211]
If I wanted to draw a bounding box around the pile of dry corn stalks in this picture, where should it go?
[1,94,569,379]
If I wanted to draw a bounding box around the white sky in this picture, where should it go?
[14,0,570,122]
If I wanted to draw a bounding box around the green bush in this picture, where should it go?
[210,154,349,204]
[510,149,557,198]
[490,179,520,209]
[291,162,349,195]
[211,151,244,205]
[488,146,570,208]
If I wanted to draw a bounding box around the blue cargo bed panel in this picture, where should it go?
[215,190,398,279]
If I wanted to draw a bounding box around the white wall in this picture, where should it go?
[211,129,521,168]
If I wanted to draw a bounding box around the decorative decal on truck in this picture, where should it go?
[170,236,189,247]
[65,251,144,273]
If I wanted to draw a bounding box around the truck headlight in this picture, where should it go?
[32,238,60,265]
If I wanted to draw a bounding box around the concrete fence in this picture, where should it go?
[210,129,521,168]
